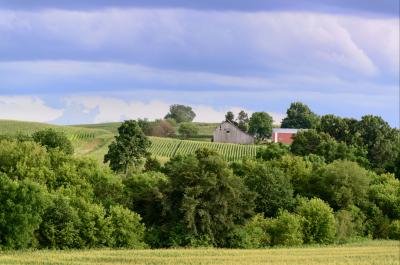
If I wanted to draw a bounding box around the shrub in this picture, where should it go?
[178,122,199,139]
[296,197,336,244]
[32,129,74,155]
[388,220,400,240]
[107,205,146,248]
[335,206,366,242]
[256,143,290,161]
[0,174,49,249]
[268,210,303,246]
[236,159,294,217]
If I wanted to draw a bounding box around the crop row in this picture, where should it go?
[149,137,257,161]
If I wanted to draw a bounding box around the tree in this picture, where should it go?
[107,205,146,248]
[104,120,151,173]
[248,112,273,139]
[164,104,196,123]
[314,160,371,210]
[237,110,249,132]
[178,122,199,139]
[356,115,399,172]
[281,102,319,129]
[295,197,336,244]
[256,143,290,161]
[150,119,176,137]
[233,159,294,217]
[0,174,49,249]
[32,128,74,155]
[162,148,255,247]
[225,111,235,123]
[291,130,368,165]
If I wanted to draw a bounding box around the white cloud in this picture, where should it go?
[0,96,64,122]
[64,96,284,124]
[0,9,397,77]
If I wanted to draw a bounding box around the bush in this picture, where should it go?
[388,220,400,240]
[268,210,303,246]
[296,197,336,244]
[0,174,49,249]
[107,205,146,248]
[256,143,290,161]
[32,129,74,155]
[235,159,294,217]
[334,206,366,242]
[233,214,271,248]
[178,122,199,139]
[314,160,371,210]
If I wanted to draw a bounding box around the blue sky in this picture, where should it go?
[0,0,398,126]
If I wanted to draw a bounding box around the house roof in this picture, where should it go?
[219,120,255,138]
[272,128,301,134]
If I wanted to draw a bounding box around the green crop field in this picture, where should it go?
[0,120,258,163]
[0,240,398,265]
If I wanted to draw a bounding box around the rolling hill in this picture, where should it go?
[0,120,258,163]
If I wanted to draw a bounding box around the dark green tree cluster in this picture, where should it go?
[165,104,196,123]
[0,114,398,250]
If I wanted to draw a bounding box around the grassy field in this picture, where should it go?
[0,120,257,163]
[0,240,398,265]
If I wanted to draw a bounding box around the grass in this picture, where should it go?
[0,240,398,265]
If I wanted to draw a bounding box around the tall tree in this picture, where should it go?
[164,104,196,123]
[162,148,255,247]
[248,112,273,139]
[281,102,319,129]
[104,120,151,173]
[237,110,249,132]
[225,111,235,123]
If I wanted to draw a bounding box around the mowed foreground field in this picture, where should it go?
[0,241,398,265]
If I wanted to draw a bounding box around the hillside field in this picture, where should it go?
[0,120,257,163]
[0,240,398,265]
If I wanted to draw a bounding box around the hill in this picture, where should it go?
[0,120,257,163]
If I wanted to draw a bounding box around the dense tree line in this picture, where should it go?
[0,114,399,250]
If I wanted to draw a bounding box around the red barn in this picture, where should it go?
[272,128,300,144]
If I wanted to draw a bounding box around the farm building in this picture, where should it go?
[272,128,301,144]
[213,121,255,144]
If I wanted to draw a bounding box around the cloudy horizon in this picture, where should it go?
[0,1,398,127]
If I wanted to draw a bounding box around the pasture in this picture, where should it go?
[0,240,398,265]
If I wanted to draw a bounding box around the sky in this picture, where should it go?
[0,0,399,126]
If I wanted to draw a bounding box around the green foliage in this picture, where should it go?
[248,112,273,139]
[225,111,235,123]
[178,122,199,139]
[144,156,162,172]
[314,160,371,210]
[234,159,294,217]
[368,173,400,219]
[335,206,366,242]
[0,174,49,249]
[237,110,249,132]
[291,130,369,165]
[256,143,290,161]
[164,104,196,123]
[388,220,400,240]
[104,120,151,173]
[268,210,303,246]
[318,115,358,144]
[107,205,146,248]
[281,102,319,129]
[123,171,167,226]
[32,128,74,155]
[162,148,255,247]
[296,197,336,244]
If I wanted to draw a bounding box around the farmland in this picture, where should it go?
[0,120,257,163]
[0,240,398,265]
